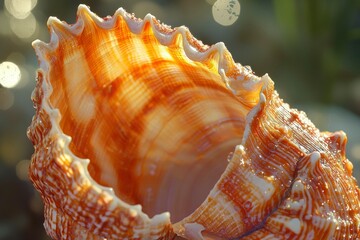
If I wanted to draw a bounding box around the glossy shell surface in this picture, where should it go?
[28,4,360,240]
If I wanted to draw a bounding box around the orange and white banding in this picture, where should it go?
[28,4,360,239]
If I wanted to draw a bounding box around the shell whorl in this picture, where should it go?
[28,4,360,240]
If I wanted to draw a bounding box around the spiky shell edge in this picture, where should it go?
[28,4,269,239]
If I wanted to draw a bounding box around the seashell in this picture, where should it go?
[28,4,360,240]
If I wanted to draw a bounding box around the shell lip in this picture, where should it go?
[32,4,263,94]
[28,3,360,240]
[29,4,275,239]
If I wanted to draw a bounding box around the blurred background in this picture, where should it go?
[0,0,359,239]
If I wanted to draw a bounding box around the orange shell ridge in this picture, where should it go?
[28,4,360,240]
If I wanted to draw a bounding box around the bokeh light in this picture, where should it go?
[0,61,21,88]
[5,0,38,19]
[10,12,37,39]
[212,0,240,26]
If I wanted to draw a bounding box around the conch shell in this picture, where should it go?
[28,4,360,239]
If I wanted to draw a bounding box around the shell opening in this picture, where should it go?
[41,12,251,223]
[29,5,360,239]
[48,53,246,222]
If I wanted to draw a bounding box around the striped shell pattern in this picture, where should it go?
[28,5,360,240]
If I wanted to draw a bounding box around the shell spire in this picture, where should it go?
[28,4,360,240]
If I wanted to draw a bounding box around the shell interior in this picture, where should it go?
[28,4,360,240]
[38,8,258,223]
